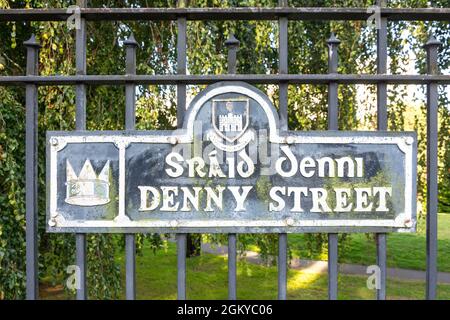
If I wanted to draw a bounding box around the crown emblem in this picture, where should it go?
[65,159,111,206]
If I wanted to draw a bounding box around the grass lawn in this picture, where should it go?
[288,213,450,272]
[113,243,450,300]
[41,240,450,300]
[40,214,450,300]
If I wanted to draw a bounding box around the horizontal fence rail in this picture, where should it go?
[1,7,449,21]
[0,74,449,86]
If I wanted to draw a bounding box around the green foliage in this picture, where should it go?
[0,87,26,299]
[439,116,450,212]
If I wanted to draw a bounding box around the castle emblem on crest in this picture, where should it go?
[209,98,254,152]
[65,159,111,206]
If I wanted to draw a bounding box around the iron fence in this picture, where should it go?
[1,2,449,300]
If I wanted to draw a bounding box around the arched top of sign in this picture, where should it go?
[183,82,283,150]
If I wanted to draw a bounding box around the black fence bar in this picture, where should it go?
[225,33,239,300]
[376,1,388,300]
[278,234,288,300]
[176,15,187,126]
[277,0,288,301]
[75,3,87,128]
[125,236,136,299]
[177,234,187,300]
[176,2,188,300]
[328,234,338,299]
[376,234,387,297]
[326,33,340,300]
[1,74,449,86]
[124,33,138,300]
[75,0,87,301]
[327,34,340,130]
[376,18,388,130]
[226,34,239,74]
[1,7,449,22]
[278,0,288,130]
[125,34,138,130]
[228,233,237,300]
[75,234,86,299]
[425,36,441,300]
[24,35,39,300]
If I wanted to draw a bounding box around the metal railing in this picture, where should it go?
[1,2,447,300]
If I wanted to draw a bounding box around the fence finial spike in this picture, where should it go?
[327,33,341,46]
[23,34,41,47]
[424,35,442,48]
[124,33,139,47]
[225,33,240,48]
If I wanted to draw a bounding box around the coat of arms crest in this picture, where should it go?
[209,97,254,151]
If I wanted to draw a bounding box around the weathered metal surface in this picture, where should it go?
[425,37,441,300]
[176,11,188,301]
[228,233,237,300]
[328,233,338,300]
[1,74,449,86]
[1,7,449,21]
[24,35,40,300]
[46,82,417,233]
[327,32,340,301]
[74,1,87,299]
[277,2,288,300]
[226,33,239,301]
[124,32,138,301]
[376,10,388,300]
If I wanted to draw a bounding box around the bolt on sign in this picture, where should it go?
[46,82,417,233]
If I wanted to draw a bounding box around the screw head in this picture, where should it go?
[168,136,178,145]
[404,219,413,228]
[285,217,295,226]
[48,218,57,227]
[286,136,295,144]
[50,137,58,146]
[405,137,414,145]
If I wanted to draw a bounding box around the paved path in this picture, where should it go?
[201,243,450,284]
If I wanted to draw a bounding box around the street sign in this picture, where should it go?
[46,82,417,233]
